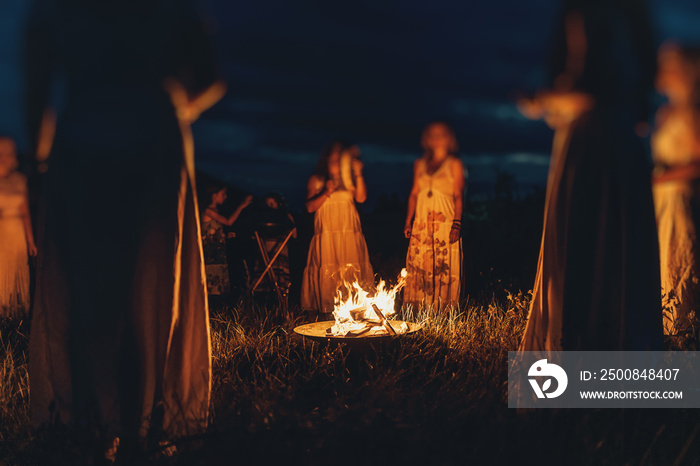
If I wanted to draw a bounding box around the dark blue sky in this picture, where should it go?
[2,0,700,209]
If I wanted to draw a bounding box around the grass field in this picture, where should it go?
[1,194,699,465]
[1,290,699,465]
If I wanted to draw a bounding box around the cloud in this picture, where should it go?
[451,98,530,123]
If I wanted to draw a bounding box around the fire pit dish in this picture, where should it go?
[294,320,422,342]
[303,268,417,343]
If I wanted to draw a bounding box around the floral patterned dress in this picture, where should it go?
[202,216,230,295]
[404,157,462,310]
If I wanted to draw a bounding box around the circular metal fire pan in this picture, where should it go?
[293,320,422,343]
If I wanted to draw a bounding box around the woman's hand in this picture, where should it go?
[227,232,237,239]
[516,96,544,121]
[404,222,412,239]
[242,194,254,207]
[325,179,338,196]
[351,154,367,203]
[449,221,461,244]
[28,240,38,257]
[352,158,363,177]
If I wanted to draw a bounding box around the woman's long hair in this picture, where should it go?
[199,183,227,213]
[314,140,354,182]
[264,191,289,213]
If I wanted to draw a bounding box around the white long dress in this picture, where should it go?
[404,157,462,310]
[0,172,30,318]
[301,178,374,313]
[652,108,700,335]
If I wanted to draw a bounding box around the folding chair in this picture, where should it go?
[250,225,295,311]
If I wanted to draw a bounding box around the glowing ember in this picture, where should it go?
[328,268,410,337]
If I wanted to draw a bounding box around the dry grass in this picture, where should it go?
[1,294,699,465]
[0,319,31,440]
[198,294,531,465]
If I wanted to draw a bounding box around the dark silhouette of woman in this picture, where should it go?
[25,0,225,458]
[518,0,662,351]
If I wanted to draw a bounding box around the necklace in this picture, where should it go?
[426,157,446,198]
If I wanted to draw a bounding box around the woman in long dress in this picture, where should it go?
[403,122,465,311]
[201,188,252,297]
[652,44,700,335]
[26,0,225,457]
[0,137,37,318]
[518,0,662,351]
[301,142,373,316]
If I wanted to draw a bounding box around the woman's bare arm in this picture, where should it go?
[305,175,335,213]
[404,159,421,238]
[653,164,700,184]
[165,78,227,124]
[20,196,37,256]
[352,159,367,203]
[205,195,252,226]
[449,157,465,244]
[287,213,298,238]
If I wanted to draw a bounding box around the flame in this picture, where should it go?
[329,268,408,336]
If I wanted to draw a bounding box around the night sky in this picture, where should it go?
[2,0,700,210]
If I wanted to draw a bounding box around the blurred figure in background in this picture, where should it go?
[403,122,465,312]
[301,142,373,317]
[518,0,662,351]
[0,137,37,318]
[26,0,224,460]
[252,192,296,298]
[652,43,700,335]
[201,185,252,303]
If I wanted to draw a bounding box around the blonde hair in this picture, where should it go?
[421,122,458,155]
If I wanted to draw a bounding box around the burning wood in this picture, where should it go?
[326,269,410,337]
[372,304,396,335]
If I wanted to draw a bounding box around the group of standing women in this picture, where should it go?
[3,0,700,462]
[300,123,465,317]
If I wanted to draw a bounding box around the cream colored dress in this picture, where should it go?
[404,157,462,310]
[0,172,30,317]
[652,108,700,335]
[301,178,374,313]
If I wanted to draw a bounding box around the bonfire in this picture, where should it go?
[327,268,410,337]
